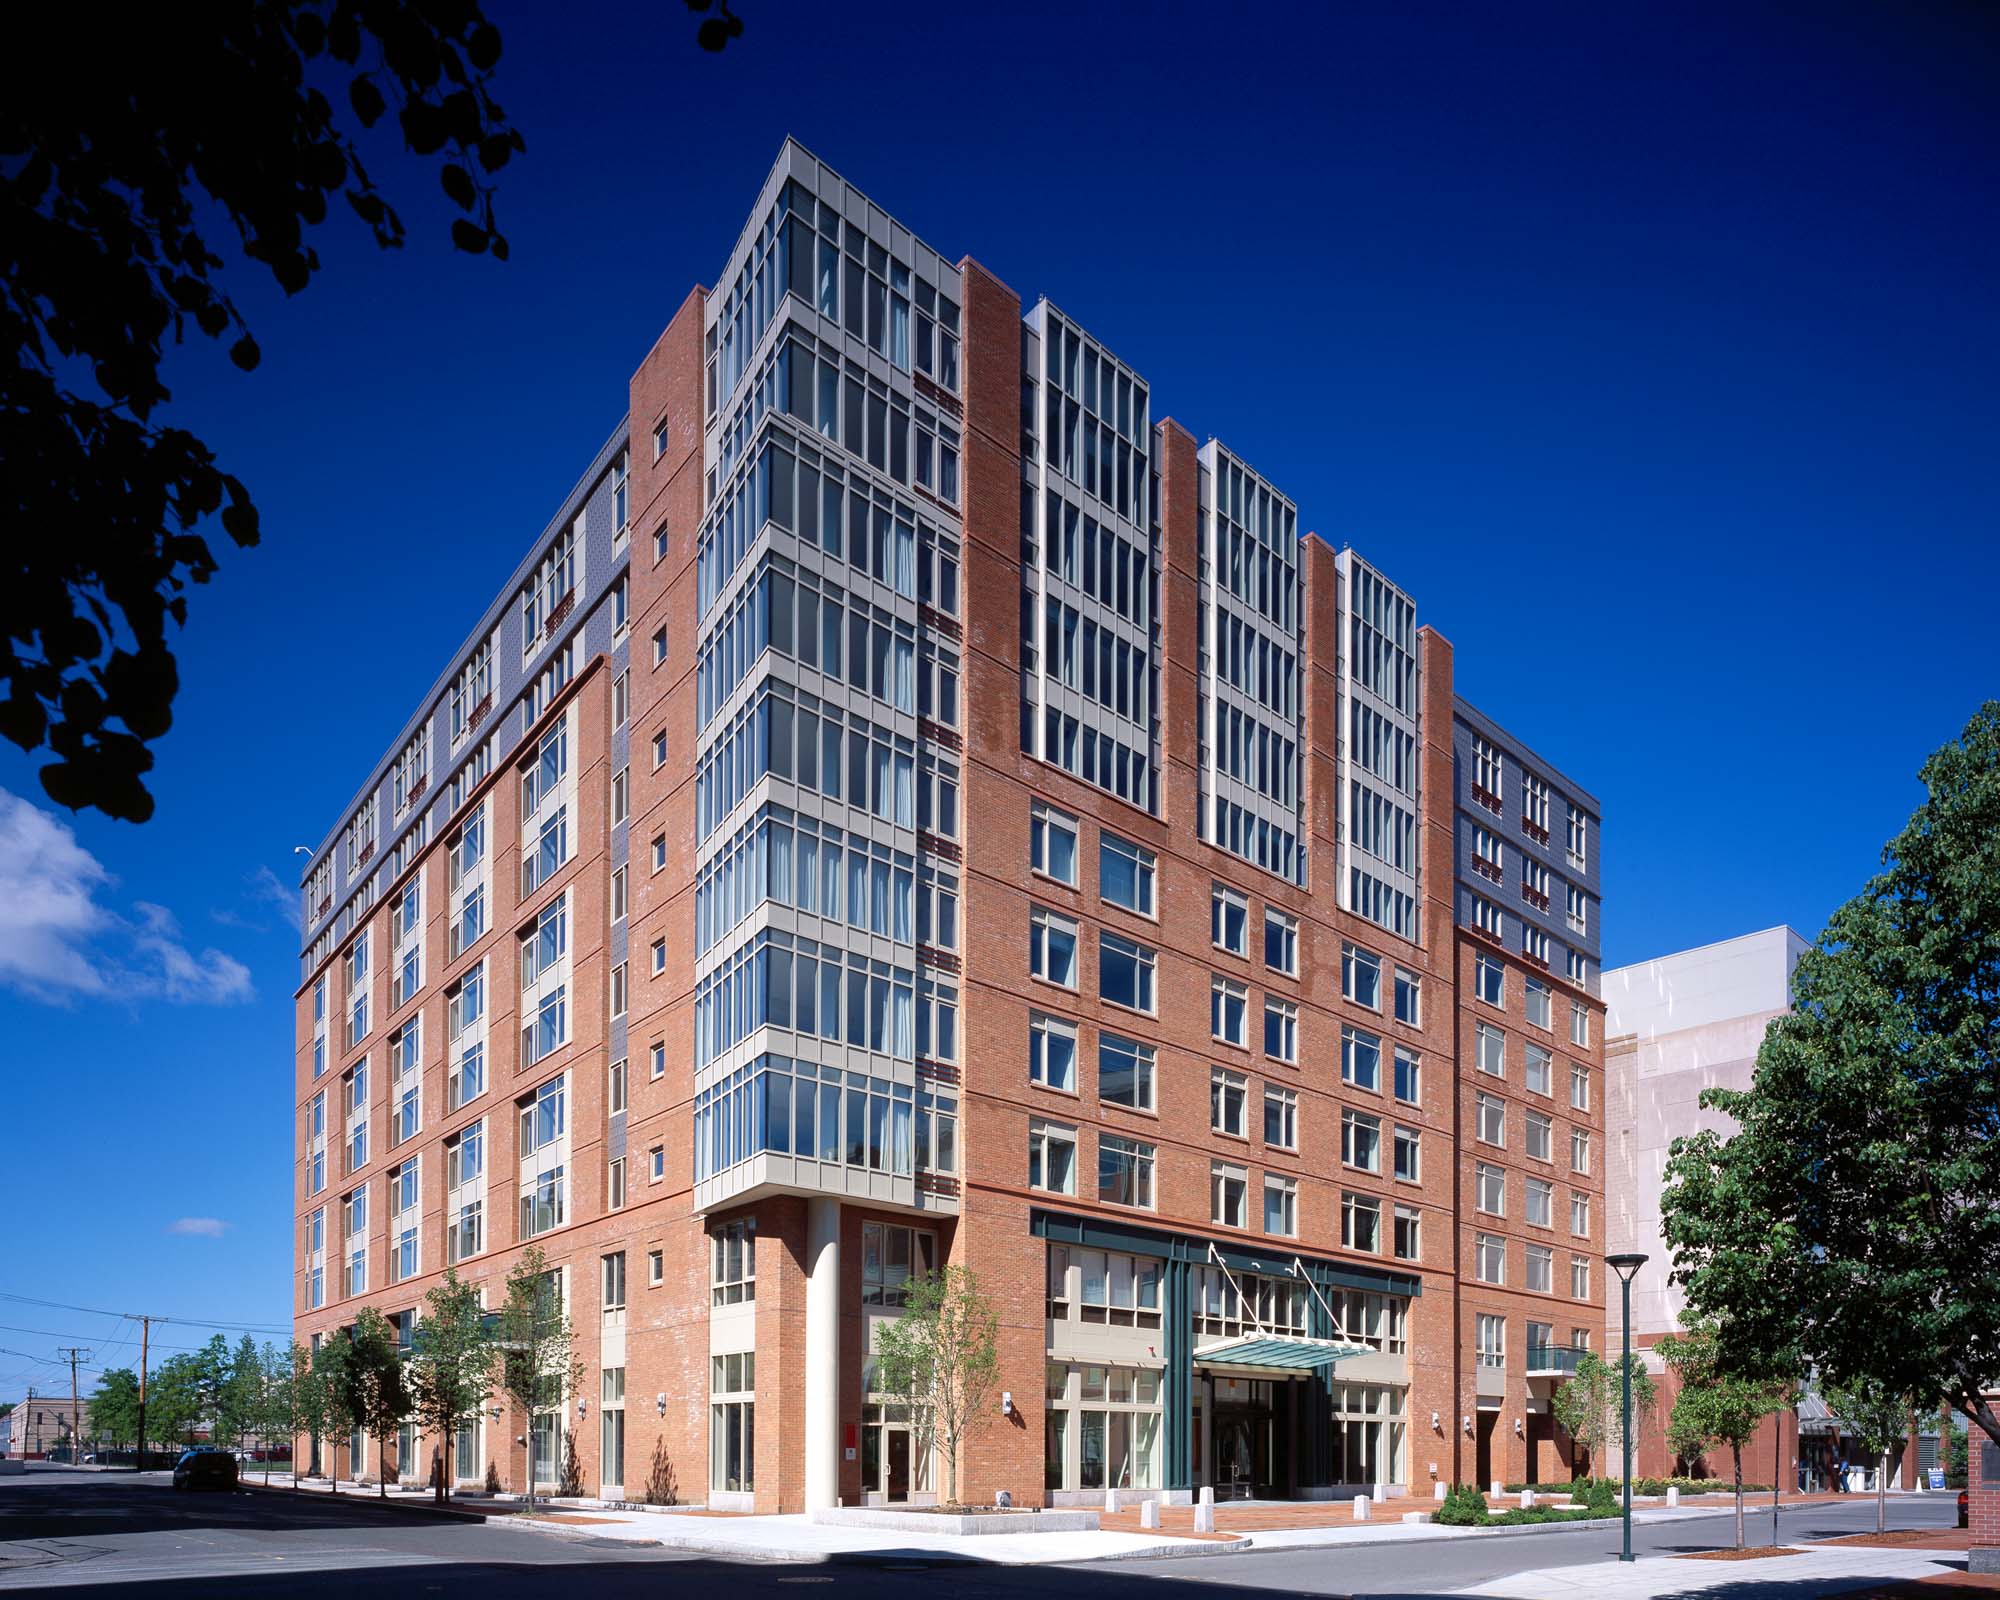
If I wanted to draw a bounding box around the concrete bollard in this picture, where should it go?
[1490,1480,1502,1499]
[1104,1487,1119,1514]
[1195,1486,1215,1534]
[1353,1494,1371,1521]
[1140,1498,1160,1530]
[1666,1486,1679,1507]
[1520,1490,1535,1509]
[1434,1481,1448,1501]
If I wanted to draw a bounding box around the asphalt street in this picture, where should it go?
[0,1465,1964,1600]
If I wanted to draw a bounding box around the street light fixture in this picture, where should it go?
[1606,1252,1649,1564]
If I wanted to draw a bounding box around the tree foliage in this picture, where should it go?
[88,1368,143,1450]
[0,1,523,820]
[1656,1319,1792,1548]
[406,1266,497,1503]
[1824,1376,1909,1534]
[1551,1350,1656,1481]
[870,1265,1001,1508]
[346,1308,413,1496]
[309,1330,360,1491]
[1662,703,2000,1449]
[498,1245,580,1513]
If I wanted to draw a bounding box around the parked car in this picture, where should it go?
[172,1448,239,1491]
[1960,1489,1970,1529]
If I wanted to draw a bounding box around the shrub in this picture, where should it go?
[1435,1484,1491,1526]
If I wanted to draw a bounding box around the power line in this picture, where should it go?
[0,1321,232,1355]
[0,1292,289,1336]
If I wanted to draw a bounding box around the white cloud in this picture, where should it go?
[0,789,255,1007]
[168,1217,230,1238]
[246,863,304,934]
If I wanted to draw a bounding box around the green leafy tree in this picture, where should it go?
[1824,1378,1908,1534]
[310,1332,359,1493]
[216,1335,264,1451]
[1662,704,2000,1455]
[1551,1349,1656,1484]
[260,1343,305,1486]
[406,1267,497,1504]
[870,1266,1001,1508]
[1656,1320,1793,1548]
[1,0,745,823]
[346,1308,413,1498]
[498,1245,581,1514]
[147,1353,204,1448]
[88,1368,142,1453]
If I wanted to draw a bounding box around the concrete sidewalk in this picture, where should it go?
[1462,1542,1966,1598]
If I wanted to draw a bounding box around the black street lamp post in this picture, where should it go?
[1607,1252,1649,1564]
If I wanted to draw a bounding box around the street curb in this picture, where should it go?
[238,1478,497,1526]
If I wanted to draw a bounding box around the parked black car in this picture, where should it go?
[1960,1489,1970,1529]
[172,1448,239,1491]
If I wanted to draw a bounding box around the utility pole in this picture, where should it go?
[136,1317,152,1471]
[56,1348,91,1467]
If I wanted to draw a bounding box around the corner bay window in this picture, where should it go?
[694,1053,954,1182]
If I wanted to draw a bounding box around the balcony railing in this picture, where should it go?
[1519,815,1551,846]
[1520,884,1551,912]
[1527,1343,1588,1377]
[1471,784,1503,815]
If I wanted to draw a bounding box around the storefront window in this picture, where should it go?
[711,1351,756,1492]
[1044,1362,1162,1491]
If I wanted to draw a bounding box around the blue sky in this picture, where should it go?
[3,0,1994,1385]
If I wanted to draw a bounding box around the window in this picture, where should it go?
[649,938,665,976]
[1029,1012,1077,1092]
[1526,1244,1554,1293]
[1566,884,1587,934]
[611,962,629,1019]
[1393,966,1420,1025]
[611,867,628,924]
[711,1217,756,1305]
[648,1250,664,1287]
[1566,805,1588,869]
[1567,947,1590,986]
[1570,1062,1590,1111]
[652,625,668,665]
[1571,1129,1591,1175]
[608,1157,626,1210]
[1393,1124,1421,1182]
[1524,1043,1553,1097]
[710,1352,755,1495]
[1522,772,1550,832]
[1210,885,1248,955]
[863,1222,939,1308]
[1211,977,1248,1046]
[654,523,670,563]
[1474,895,1503,940]
[1210,1068,1247,1136]
[1526,1109,1553,1162]
[645,1144,662,1182]
[1030,802,1078,884]
[1099,1034,1155,1110]
[1029,1119,1077,1194]
[1474,823,1504,877]
[1475,952,1504,1006]
[1476,1312,1504,1368]
[1570,1000,1591,1047]
[652,415,670,459]
[1264,909,1298,975]
[651,834,666,872]
[1525,977,1551,1030]
[1099,834,1155,914]
[650,1040,666,1080]
[1393,1204,1421,1261]
[1475,1233,1505,1284]
[1099,933,1156,1012]
[1264,1175,1297,1237]
[1211,1162,1248,1228]
[1571,1191,1591,1237]
[1342,1026,1381,1091]
[1263,1086,1297,1149]
[612,767,629,825]
[1526,1176,1554,1227]
[1476,1022,1505,1077]
[1522,858,1549,903]
[1342,943,1381,1009]
[651,730,668,769]
[1342,1109,1381,1172]
[601,1250,627,1311]
[1571,1255,1591,1299]
[1342,1192,1380,1253]
[1393,1046,1421,1105]
[1476,1161,1506,1216]
[1030,907,1078,987]
[1476,1092,1505,1146]
[1098,1135,1155,1209]
[1523,924,1550,965]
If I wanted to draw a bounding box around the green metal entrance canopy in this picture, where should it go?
[1193,1336,1373,1378]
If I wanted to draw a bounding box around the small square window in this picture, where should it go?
[652,416,670,459]
[651,731,668,769]
[650,1144,665,1182]
[650,1040,666,1079]
[653,526,670,563]
[648,1249,664,1286]
[651,835,667,872]
[652,625,669,666]
[650,938,666,976]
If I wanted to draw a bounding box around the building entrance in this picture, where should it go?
[1202,1377,1296,1498]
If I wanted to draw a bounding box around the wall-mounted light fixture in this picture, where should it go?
[1513,1417,1523,1437]
[1001,1391,1014,1417]
[1431,1410,1441,1431]
[578,1397,589,1420]
[656,1393,667,1418]
[1461,1415,1473,1436]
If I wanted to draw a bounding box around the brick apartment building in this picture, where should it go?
[292,139,1605,1510]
